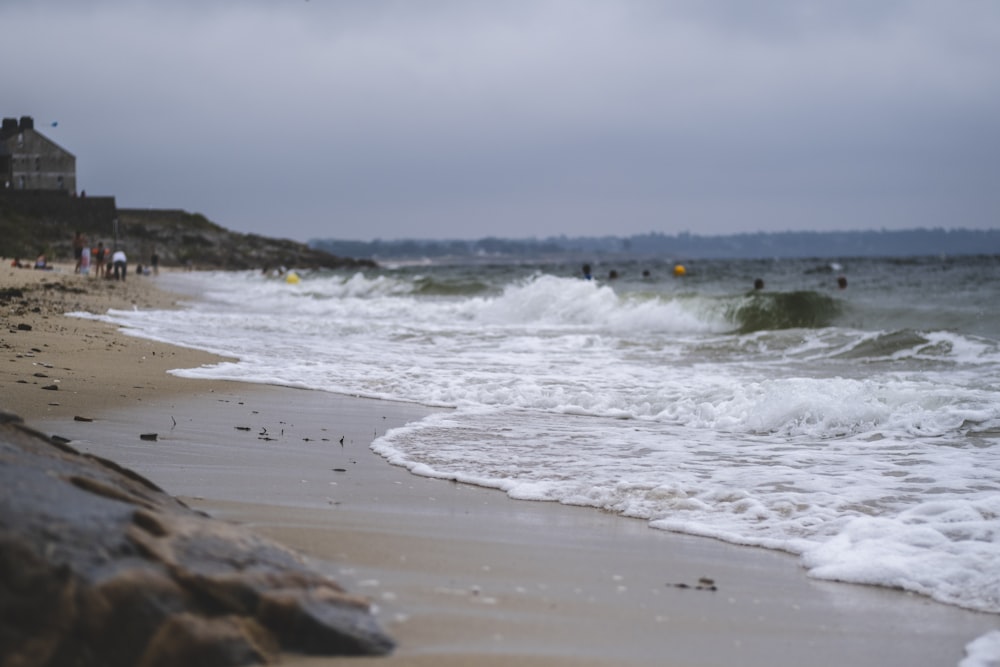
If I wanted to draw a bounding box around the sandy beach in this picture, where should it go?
[3,263,997,666]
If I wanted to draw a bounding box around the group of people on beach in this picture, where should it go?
[69,231,160,280]
[8,255,52,270]
[12,232,159,280]
[6,232,146,279]
[72,231,131,280]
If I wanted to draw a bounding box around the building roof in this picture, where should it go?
[1,116,75,158]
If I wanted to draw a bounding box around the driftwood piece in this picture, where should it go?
[0,411,394,666]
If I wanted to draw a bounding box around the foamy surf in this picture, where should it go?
[74,255,1000,627]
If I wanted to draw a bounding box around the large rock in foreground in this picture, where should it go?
[0,412,394,666]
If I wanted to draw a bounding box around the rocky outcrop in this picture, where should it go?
[0,192,374,271]
[115,209,375,271]
[0,412,394,666]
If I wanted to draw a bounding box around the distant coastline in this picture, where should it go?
[311,228,1000,261]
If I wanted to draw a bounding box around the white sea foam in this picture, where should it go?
[962,631,1000,667]
[76,265,1000,626]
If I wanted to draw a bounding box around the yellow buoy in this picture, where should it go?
[673,264,686,277]
[285,271,300,284]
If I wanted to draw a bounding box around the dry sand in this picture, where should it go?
[3,262,997,666]
[1,262,231,420]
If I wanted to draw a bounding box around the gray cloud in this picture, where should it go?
[3,1,998,240]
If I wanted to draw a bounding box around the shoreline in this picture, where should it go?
[3,264,997,666]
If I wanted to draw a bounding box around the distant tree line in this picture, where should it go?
[310,228,1000,261]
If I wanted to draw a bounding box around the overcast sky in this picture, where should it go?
[4,1,998,242]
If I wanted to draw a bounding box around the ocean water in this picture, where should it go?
[80,256,1000,625]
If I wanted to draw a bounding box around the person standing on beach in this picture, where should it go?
[94,242,106,278]
[73,231,86,273]
[151,252,159,275]
[80,245,91,276]
[111,249,127,281]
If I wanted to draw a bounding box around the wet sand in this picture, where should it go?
[3,262,997,666]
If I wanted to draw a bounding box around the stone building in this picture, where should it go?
[0,116,76,194]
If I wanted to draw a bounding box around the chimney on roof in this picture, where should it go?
[2,118,18,133]
[19,116,34,131]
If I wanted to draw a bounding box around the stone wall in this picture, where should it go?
[0,191,117,259]
[0,191,116,230]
